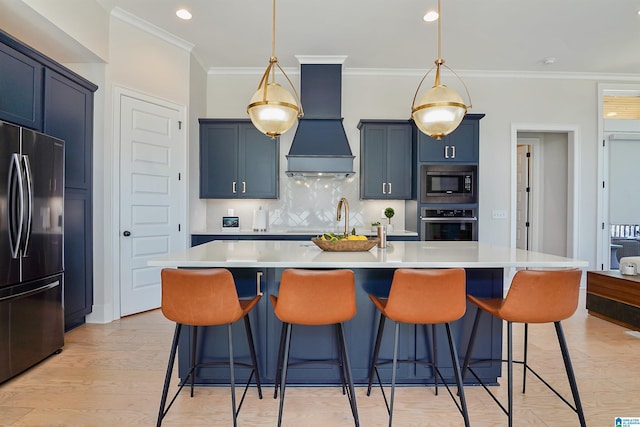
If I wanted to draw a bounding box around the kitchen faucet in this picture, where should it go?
[336,197,349,236]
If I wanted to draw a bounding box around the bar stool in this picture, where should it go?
[366,268,470,427]
[157,268,262,427]
[462,268,586,427]
[270,269,359,427]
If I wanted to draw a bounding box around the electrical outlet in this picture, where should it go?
[492,210,507,219]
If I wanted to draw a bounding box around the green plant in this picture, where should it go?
[384,207,395,224]
[371,221,381,227]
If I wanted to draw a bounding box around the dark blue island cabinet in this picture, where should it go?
[419,114,485,164]
[358,120,413,200]
[177,267,502,386]
[199,119,279,199]
[0,29,97,330]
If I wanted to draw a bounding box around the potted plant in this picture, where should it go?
[384,207,395,232]
[371,221,381,232]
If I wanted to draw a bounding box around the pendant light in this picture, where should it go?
[411,0,471,140]
[247,0,303,138]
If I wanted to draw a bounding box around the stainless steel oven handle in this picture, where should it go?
[421,217,478,222]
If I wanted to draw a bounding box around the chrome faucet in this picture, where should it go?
[336,197,349,236]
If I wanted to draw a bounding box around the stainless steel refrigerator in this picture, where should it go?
[0,120,64,384]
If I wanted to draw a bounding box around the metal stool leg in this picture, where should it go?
[523,323,529,393]
[274,322,287,399]
[461,307,482,382]
[507,321,513,427]
[335,324,348,395]
[445,322,470,427]
[431,324,438,396]
[337,322,360,426]
[388,321,400,427]
[243,315,262,399]
[190,325,197,397]
[277,323,292,427]
[367,314,386,396]
[555,322,586,427]
[157,323,182,427]
[227,324,238,427]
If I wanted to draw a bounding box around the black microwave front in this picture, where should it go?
[420,164,477,204]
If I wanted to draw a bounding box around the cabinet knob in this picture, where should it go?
[123,230,131,237]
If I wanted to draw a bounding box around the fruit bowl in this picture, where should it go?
[311,237,379,252]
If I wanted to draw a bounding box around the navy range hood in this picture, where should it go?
[286,62,355,178]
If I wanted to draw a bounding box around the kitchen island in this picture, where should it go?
[149,240,587,386]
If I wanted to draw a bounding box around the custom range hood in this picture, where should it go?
[286,59,355,178]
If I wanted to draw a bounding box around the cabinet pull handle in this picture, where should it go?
[382,182,386,194]
[256,271,263,296]
[242,181,246,193]
[232,181,237,193]
[444,145,450,158]
[451,145,456,158]
[388,182,392,194]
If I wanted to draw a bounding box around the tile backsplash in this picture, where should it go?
[204,176,406,233]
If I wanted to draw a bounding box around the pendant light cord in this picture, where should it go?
[271,0,277,59]
[437,0,441,61]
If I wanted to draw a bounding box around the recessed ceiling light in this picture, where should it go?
[423,10,439,22]
[176,9,192,20]
[543,57,556,65]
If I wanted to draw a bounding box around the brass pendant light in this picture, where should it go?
[411,0,471,140]
[247,0,303,138]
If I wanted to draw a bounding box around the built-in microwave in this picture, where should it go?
[420,164,477,204]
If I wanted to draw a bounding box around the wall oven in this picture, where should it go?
[421,208,478,241]
[420,164,477,204]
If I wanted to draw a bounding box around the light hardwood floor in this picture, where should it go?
[0,290,638,426]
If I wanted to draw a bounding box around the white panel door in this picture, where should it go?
[119,94,185,316]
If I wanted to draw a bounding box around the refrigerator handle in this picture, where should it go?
[8,153,23,259]
[21,155,33,256]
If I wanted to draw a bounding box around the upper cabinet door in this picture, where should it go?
[0,43,43,130]
[239,124,279,199]
[359,121,413,200]
[419,118,480,163]
[44,69,94,190]
[199,119,279,199]
[385,124,413,199]
[200,122,239,198]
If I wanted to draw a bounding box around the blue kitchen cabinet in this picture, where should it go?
[44,69,94,191]
[1,30,97,331]
[177,266,502,385]
[418,114,484,163]
[199,119,279,199]
[0,41,43,130]
[359,120,413,199]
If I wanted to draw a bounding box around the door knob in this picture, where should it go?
[123,231,131,237]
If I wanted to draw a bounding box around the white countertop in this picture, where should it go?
[149,240,588,269]
[191,228,419,237]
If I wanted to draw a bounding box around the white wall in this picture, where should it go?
[202,71,601,266]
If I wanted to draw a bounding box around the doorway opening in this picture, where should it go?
[510,124,580,260]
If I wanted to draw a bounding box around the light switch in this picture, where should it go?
[492,210,507,219]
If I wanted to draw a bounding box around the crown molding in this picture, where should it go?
[207,65,640,82]
[111,7,194,52]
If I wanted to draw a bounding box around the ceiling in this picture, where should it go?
[91,0,640,76]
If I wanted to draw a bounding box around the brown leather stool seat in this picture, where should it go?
[271,268,359,427]
[367,268,470,427]
[462,268,586,427]
[157,268,262,427]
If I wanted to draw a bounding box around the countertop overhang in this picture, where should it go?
[149,240,588,269]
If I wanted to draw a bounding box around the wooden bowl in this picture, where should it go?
[311,237,379,252]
